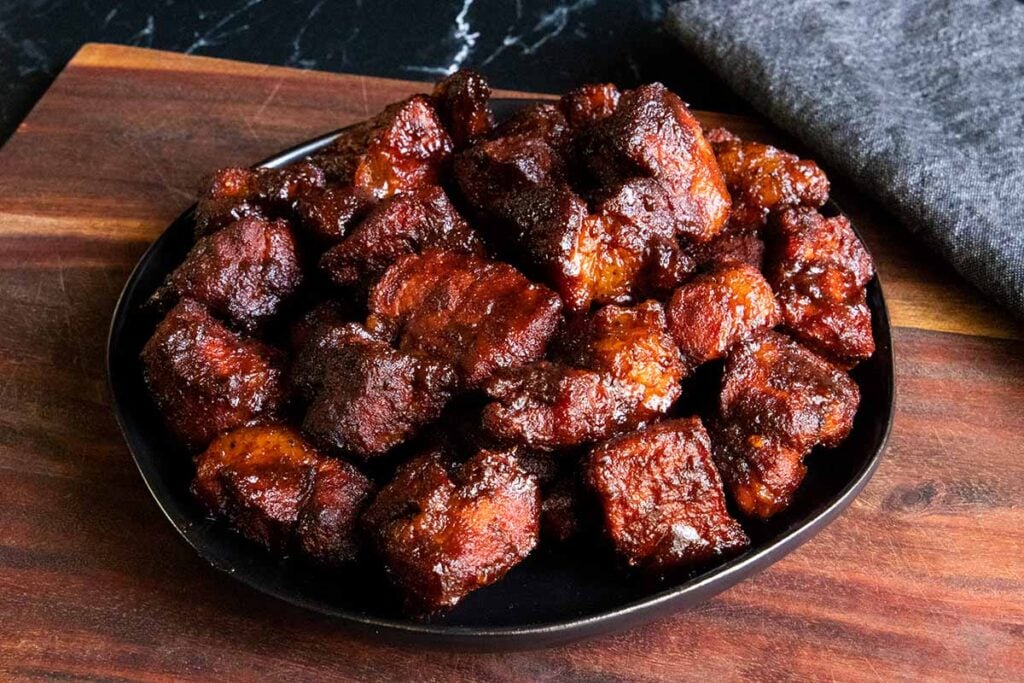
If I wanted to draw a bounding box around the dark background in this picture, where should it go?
[0,0,749,145]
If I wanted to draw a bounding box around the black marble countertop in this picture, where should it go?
[0,0,749,145]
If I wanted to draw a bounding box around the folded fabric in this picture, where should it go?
[667,0,1024,318]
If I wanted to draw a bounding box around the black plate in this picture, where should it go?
[107,99,895,650]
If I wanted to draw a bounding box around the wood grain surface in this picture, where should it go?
[0,44,1021,682]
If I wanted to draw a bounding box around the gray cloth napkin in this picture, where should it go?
[667,0,1024,319]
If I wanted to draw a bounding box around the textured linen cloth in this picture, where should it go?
[667,0,1024,318]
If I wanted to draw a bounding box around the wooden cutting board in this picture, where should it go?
[1,44,1021,681]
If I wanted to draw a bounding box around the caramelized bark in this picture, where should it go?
[576,83,731,243]
[766,208,875,365]
[491,102,571,151]
[560,83,621,128]
[295,456,375,565]
[301,326,456,458]
[712,331,860,518]
[194,162,326,237]
[152,217,302,332]
[432,69,494,147]
[362,448,540,612]
[707,128,829,231]
[141,300,285,449]
[293,185,373,243]
[320,185,484,287]
[367,249,562,387]
[667,262,780,367]
[311,95,453,198]
[454,134,564,213]
[588,417,748,570]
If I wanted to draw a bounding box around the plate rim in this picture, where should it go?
[106,99,896,648]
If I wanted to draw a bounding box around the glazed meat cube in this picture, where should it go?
[766,208,875,365]
[295,456,375,565]
[319,185,485,287]
[483,301,684,449]
[713,331,860,517]
[301,327,456,458]
[287,300,357,352]
[560,83,621,129]
[290,320,376,400]
[192,425,319,549]
[563,301,685,418]
[293,185,372,243]
[141,300,285,449]
[666,262,780,367]
[194,162,326,237]
[362,448,540,612]
[576,83,731,244]
[587,417,748,571]
[367,249,562,387]
[491,102,571,151]
[454,134,565,213]
[483,362,626,449]
[151,217,302,332]
[432,69,494,148]
[311,95,453,198]
[492,181,692,311]
[707,128,829,231]
[692,228,766,270]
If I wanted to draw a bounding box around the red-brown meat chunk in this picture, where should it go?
[300,326,456,458]
[766,208,875,365]
[141,300,285,449]
[151,217,302,332]
[576,83,731,244]
[432,70,494,148]
[560,83,621,129]
[367,249,562,387]
[492,181,693,311]
[454,134,565,213]
[193,425,319,549]
[483,301,684,449]
[311,95,453,198]
[491,102,571,151]
[588,417,748,571]
[666,262,780,367]
[362,448,540,613]
[295,456,375,565]
[320,185,485,287]
[692,228,766,270]
[707,128,829,231]
[290,320,377,400]
[293,185,373,243]
[194,162,326,237]
[712,331,860,518]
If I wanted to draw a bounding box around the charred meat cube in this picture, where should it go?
[367,249,562,387]
[362,447,540,613]
[483,301,684,449]
[141,300,285,449]
[766,208,875,365]
[432,69,494,148]
[563,301,685,418]
[692,228,766,270]
[193,425,319,549]
[483,362,626,449]
[293,185,373,243]
[290,320,377,400]
[492,181,692,311]
[287,300,357,352]
[560,83,621,129]
[454,134,565,213]
[491,102,571,151]
[576,83,731,244]
[320,185,485,287]
[311,95,453,198]
[712,331,860,518]
[587,417,748,571]
[151,217,303,332]
[301,327,457,458]
[295,456,375,565]
[707,128,829,231]
[666,262,780,367]
[194,162,326,237]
